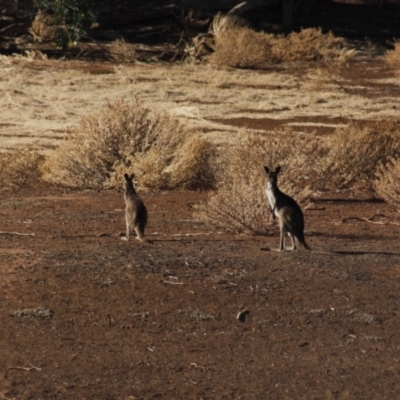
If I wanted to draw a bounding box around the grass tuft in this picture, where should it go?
[384,40,400,67]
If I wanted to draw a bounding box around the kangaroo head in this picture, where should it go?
[264,166,281,186]
[123,173,136,192]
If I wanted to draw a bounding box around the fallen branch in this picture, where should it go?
[304,205,325,211]
[171,233,211,237]
[162,280,184,285]
[0,231,35,236]
[340,214,400,225]
[7,363,41,372]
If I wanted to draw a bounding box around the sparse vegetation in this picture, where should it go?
[32,0,96,49]
[0,145,43,188]
[374,158,400,205]
[317,119,400,189]
[109,38,137,63]
[10,307,54,319]
[212,26,355,68]
[196,131,320,234]
[197,119,400,234]
[41,98,216,190]
[384,40,400,67]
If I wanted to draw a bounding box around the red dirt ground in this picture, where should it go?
[1,184,400,399]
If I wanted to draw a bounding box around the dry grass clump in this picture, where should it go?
[384,40,400,67]
[317,119,400,190]
[213,27,277,68]
[30,10,58,42]
[197,119,400,234]
[41,98,215,190]
[374,159,400,205]
[273,28,355,63]
[109,38,137,63]
[0,145,44,188]
[212,27,354,68]
[210,12,248,36]
[185,13,247,62]
[196,131,320,234]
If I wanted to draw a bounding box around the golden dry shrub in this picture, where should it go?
[109,38,137,63]
[384,40,400,67]
[374,159,400,205]
[273,28,355,63]
[212,27,354,68]
[213,27,276,68]
[41,98,215,190]
[30,10,58,42]
[0,145,44,187]
[196,131,321,235]
[317,119,400,190]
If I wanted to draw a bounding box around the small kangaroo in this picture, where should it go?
[122,173,149,243]
[264,166,310,251]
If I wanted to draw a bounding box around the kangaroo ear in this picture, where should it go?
[129,173,135,180]
[124,173,129,180]
[275,166,281,174]
[264,166,270,174]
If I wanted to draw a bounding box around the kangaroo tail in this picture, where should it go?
[297,232,311,250]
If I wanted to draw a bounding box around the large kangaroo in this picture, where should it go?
[264,166,310,251]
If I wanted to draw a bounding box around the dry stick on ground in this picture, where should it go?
[171,30,186,62]
[7,363,41,372]
[340,213,400,225]
[323,63,353,95]
[0,231,35,236]
[171,233,211,236]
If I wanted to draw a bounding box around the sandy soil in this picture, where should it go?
[1,51,400,398]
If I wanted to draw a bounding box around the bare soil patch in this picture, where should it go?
[1,181,400,399]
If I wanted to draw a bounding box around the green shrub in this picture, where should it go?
[33,0,96,49]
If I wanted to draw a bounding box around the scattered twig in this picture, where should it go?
[7,363,41,372]
[341,213,390,225]
[162,280,184,285]
[81,34,112,59]
[171,233,211,237]
[96,232,108,237]
[304,205,325,211]
[211,201,261,235]
[1,394,15,400]
[0,231,35,236]
[170,30,185,62]
[0,23,25,33]
[190,362,206,371]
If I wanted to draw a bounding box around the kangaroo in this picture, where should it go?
[264,166,310,251]
[122,173,149,243]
